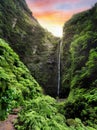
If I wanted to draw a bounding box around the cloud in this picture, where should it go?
[26,0,80,13]
[27,0,79,8]
[33,6,89,25]
[26,0,88,24]
[34,10,72,25]
[26,0,97,36]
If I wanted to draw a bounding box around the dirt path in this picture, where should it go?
[0,108,20,130]
[57,98,65,102]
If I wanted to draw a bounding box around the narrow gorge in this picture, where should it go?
[1,0,97,130]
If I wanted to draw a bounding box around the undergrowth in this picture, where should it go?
[0,38,96,130]
[0,38,42,120]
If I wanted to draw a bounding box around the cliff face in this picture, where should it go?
[62,3,97,128]
[0,0,59,97]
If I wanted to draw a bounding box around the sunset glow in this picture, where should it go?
[26,0,97,37]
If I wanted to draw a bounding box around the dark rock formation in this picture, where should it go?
[0,0,59,97]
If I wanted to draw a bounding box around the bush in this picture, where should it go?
[0,39,42,120]
[15,96,69,130]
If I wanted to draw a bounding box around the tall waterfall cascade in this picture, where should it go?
[57,41,62,97]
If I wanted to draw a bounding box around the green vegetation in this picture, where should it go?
[15,96,68,130]
[0,38,94,130]
[15,96,97,130]
[62,3,97,129]
[0,38,87,130]
[15,94,95,130]
[1,0,97,129]
[0,39,42,120]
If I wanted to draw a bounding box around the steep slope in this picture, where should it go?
[0,0,59,97]
[62,3,97,128]
[0,38,42,120]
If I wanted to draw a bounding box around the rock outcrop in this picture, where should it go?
[0,0,59,97]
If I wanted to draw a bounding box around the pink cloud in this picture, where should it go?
[26,0,80,10]
[33,6,88,25]
[25,0,97,36]
[26,0,90,26]
[31,0,79,7]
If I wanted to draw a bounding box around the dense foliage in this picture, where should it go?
[1,0,97,129]
[0,39,42,120]
[0,38,94,130]
[15,96,68,130]
[62,3,97,129]
[0,38,88,130]
[15,96,96,130]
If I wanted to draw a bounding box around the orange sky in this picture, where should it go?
[26,0,97,37]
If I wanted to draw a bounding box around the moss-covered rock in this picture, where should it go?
[0,0,60,97]
[62,3,97,129]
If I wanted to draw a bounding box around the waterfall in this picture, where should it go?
[57,41,62,97]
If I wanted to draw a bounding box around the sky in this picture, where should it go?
[26,0,97,37]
